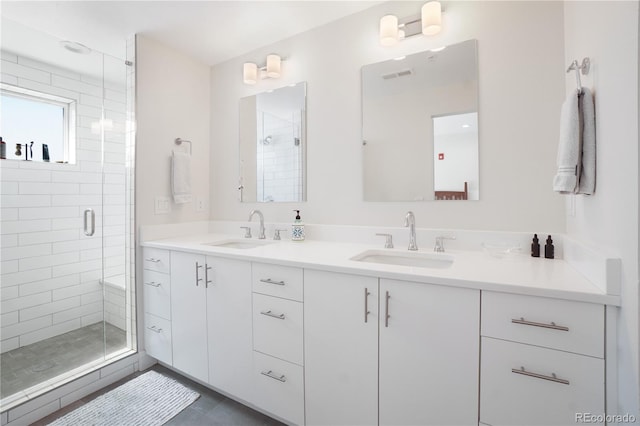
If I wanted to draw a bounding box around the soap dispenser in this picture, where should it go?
[291,210,305,242]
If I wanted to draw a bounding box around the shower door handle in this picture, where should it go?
[83,209,95,236]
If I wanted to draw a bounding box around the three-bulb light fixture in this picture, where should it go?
[379,1,443,46]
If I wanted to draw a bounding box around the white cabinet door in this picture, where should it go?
[170,251,208,382]
[206,256,253,402]
[379,279,480,426]
[304,269,379,426]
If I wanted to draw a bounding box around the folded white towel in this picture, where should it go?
[553,88,596,194]
[553,92,581,193]
[577,88,595,194]
[172,151,192,204]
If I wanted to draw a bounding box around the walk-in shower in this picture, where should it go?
[0,19,136,410]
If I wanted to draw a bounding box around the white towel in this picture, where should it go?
[172,151,192,204]
[553,88,596,194]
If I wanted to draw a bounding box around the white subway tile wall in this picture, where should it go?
[256,110,303,202]
[0,50,129,352]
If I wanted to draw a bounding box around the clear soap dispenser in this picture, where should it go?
[291,210,305,242]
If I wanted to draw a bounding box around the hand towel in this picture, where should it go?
[553,91,581,193]
[172,151,192,204]
[577,88,595,194]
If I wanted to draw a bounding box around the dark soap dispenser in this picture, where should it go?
[544,235,555,259]
[531,234,540,257]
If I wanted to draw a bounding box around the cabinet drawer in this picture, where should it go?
[481,291,604,357]
[142,270,171,320]
[253,351,304,425]
[144,313,172,365]
[252,263,303,302]
[142,248,170,274]
[480,337,604,426]
[253,293,303,365]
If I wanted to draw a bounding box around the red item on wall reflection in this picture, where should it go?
[438,153,444,160]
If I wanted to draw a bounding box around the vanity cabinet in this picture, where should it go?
[170,251,208,382]
[251,263,305,425]
[169,251,253,400]
[304,270,480,426]
[480,292,605,425]
[142,248,172,365]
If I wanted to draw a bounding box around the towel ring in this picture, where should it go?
[175,138,192,155]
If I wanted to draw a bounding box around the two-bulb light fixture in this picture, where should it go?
[379,1,442,46]
[243,54,283,85]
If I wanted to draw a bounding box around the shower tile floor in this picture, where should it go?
[1,323,126,399]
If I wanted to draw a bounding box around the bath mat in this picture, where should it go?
[48,370,200,426]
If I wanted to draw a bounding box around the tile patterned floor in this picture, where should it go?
[0,323,126,399]
[35,364,285,426]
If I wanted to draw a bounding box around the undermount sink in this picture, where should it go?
[205,239,274,249]
[351,249,454,269]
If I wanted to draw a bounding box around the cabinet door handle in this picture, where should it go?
[364,287,371,323]
[147,325,162,333]
[260,310,285,320]
[145,258,161,263]
[261,370,287,382]
[259,278,285,286]
[195,261,203,286]
[144,281,161,288]
[511,317,569,332]
[511,366,570,385]
[205,265,212,288]
[385,291,391,328]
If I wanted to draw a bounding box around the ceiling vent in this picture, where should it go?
[381,69,414,79]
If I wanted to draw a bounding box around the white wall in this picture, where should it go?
[563,1,640,417]
[0,51,128,352]
[135,35,211,226]
[210,1,565,232]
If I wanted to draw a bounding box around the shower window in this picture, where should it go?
[0,84,76,163]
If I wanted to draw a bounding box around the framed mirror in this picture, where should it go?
[361,39,479,201]
[239,82,306,203]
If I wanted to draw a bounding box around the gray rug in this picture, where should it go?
[48,370,200,426]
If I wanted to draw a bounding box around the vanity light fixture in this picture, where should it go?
[243,54,283,85]
[379,1,443,46]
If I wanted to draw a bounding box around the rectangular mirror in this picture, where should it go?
[362,39,479,201]
[239,82,307,202]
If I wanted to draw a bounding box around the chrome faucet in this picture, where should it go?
[404,211,418,251]
[248,209,266,239]
[434,235,456,253]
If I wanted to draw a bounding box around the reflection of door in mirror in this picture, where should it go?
[239,82,306,203]
[433,112,479,200]
[361,39,479,201]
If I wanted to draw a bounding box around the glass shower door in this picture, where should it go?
[0,18,136,410]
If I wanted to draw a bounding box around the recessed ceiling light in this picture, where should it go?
[430,46,446,52]
[393,56,406,61]
[60,40,91,55]
[462,124,470,128]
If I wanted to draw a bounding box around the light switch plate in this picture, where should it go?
[155,196,170,214]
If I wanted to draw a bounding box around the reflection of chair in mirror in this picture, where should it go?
[435,182,468,200]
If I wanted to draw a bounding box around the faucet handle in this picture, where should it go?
[273,229,287,240]
[240,226,252,238]
[376,233,394,249]
[434,235,456,252]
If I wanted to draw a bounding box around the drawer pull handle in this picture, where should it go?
[147,325,162,333]
[145,258,161,263]
[261,370,287,382]
[144,281,162,288]
[260,310,285,320]
[511,366,570,385]
[259,278,285,286]
[511,317,569,331]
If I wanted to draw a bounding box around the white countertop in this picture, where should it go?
[142,233,619,306]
